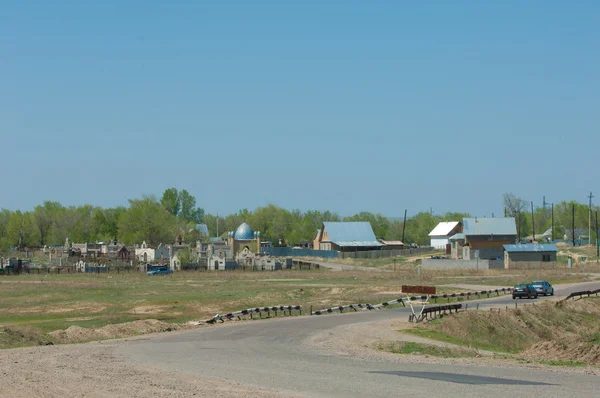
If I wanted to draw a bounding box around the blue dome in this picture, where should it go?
[234,223,255,240]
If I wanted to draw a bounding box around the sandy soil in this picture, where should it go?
[304,317,600,375]
[0,336,299,398]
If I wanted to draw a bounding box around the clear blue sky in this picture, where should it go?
[2,1,599,218]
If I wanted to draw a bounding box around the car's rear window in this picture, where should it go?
[516,284,527,288]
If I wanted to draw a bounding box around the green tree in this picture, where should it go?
[161,188,180,216]
[33,201,63,246]
[7,211,35,249]
[0,209,11,250]
[119,196,177,246]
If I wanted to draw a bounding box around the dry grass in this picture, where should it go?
[0,266,596,349]
[406,297,600,365]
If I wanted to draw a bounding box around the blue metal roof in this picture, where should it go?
[234,222,255,240]
[449,233,465,240]
[463,217,517,236]
[322,222,383,247]
[503,244,558,253]
[195,224,209,236]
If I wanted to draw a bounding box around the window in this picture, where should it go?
[542,254,551,262]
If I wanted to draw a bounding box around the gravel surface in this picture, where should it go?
[0,336,298,398]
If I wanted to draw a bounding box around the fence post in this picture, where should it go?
[310,305,312,315]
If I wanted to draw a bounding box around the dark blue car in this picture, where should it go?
[146,268,173,276]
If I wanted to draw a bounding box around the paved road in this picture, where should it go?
[121,281,600,398]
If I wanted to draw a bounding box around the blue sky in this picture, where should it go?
[2,1,599,218]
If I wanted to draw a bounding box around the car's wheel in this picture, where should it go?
[513,296,516,300]
[551,289,554,296]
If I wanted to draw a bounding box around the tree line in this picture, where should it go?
[502,193,599,243]
[0,190,597,252]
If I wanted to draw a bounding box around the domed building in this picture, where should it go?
[227,222,261,255]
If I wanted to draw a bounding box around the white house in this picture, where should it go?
[428,222,462,250]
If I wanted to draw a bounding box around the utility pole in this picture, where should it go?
[401,209,407,243]
[588,192,594,245]
[216,213,219,239]
[572,204,576,246]
[531,201,535,243]
[517,211,521,242]
[551,203,554,242]
[596,211,599,259]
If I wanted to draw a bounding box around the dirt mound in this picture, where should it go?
[50,319,189,344]
[0,326,52,348]
[416,298,600,363]
[521,338,600,365]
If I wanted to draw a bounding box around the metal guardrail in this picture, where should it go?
[414,303,463,322]
[561,289,600,302]
[196,288,514,325]
[204,305,303,324]
[311,288,513,316]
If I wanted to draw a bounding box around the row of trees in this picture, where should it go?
[1,191,598,252]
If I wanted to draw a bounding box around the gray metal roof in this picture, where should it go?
[463,217,517,236]
[322,222,383,247]
[503,244,558,253]
[449,233,465,241]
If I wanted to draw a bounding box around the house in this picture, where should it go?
[378,240,405,250]
[313,229,322,251]
[428,222,462,250]
[462,217,517,260]
[314,222,383,252]
[449,233,465,259]
[503,244,558,269]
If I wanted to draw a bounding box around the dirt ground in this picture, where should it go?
[304,317,600,374]
[48,319,197,343]
[0,335,299,398]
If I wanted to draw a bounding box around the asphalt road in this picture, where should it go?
[121,281,600,398]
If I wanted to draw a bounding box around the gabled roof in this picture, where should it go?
[463,217,517,236]
[504,244,558,253]
[428,222,460,237]
[449,233,465,241]
[322,222,383,247]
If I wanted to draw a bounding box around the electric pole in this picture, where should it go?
[596,211,599,259]
[572,204,576,246]
[531,201,535,243]
[588,192,594,245]
[551,203,554,242]
[401,209,407,244]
